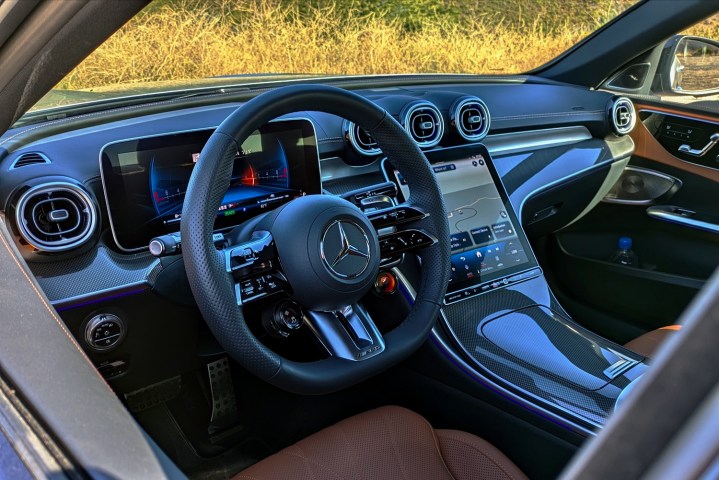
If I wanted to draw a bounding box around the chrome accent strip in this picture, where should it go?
[482,126,592,157]
[9,151,51,169]
[99,117,321,253]
[679,132,719,157]
[303,304,385,361]
[344,120,381,157]
[647,205,719,234]
[15,182,98,252]
[451,96,491,142]
[401,101,444,149]
[391,267,597,436]
[611,97,636,135]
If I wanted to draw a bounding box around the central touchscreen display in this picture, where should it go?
[391,145,538,300]
[437,154,530,286]
[101,119,320,251]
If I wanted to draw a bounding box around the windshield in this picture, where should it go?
[29,0,639,114]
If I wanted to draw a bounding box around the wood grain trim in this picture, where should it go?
[631,103,719,183]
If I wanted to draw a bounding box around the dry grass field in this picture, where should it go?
[57,0,719,91]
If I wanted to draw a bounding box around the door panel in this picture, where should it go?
[537,101,719,345]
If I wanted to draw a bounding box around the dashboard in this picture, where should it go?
[0,78,637,392]
[0,80,636,297]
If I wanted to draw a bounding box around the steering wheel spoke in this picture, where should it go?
[304,304,385,361]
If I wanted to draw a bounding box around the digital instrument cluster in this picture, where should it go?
[100,119,320,251]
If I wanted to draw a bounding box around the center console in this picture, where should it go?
[386,145,648,432]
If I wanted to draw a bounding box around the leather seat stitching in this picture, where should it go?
[335,425,361,479]
[287,445,347,479]
[439,435,517,480]
[425,426,457,479]
[378,410,412,480]
[0,227,110,386]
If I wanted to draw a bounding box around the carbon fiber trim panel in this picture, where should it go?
[30,245,160,304]
[441,275,648,427]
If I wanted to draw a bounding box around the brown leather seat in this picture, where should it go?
[624,325,682,358]
[234,405,527,480]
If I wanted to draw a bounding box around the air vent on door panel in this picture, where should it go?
[402,102,444,148]
[15,182,97,252]
[451,97,491,141]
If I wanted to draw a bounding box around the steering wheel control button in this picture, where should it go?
[320,220,371,279]
[263,300,304,339]
[84,313,126,352]
[150,232,225,257]
[374,271,398,296]
[148,233,181,256]
[367,206,427,229]
[225,231,274,273]
[236,273,287,304]
[378,229,437,257]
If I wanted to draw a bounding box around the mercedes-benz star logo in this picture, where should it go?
[320,220,371,279]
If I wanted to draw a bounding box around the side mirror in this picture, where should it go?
[653,35,719,97]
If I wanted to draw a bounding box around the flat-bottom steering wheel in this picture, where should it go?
[181,85,450,394]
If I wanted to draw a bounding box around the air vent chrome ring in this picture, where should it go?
[611,97,636,135]
[15,182,97,252]
[345,121,381,157]
[401,101,444,149]
[451,96,491,141]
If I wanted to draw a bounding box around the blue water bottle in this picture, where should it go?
[611,236,639,267]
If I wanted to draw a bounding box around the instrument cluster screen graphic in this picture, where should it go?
[101,119,320,251]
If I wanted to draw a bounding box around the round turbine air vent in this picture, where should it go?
[611,97,636,135]
[402,101,444,149]
[451,97,491,141]
[346,121,381,157]
[15,182,97,252]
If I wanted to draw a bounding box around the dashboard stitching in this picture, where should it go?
[0,223,111,387]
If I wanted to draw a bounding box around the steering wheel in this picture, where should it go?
[181,85,450,394]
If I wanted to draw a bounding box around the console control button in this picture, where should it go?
[85,314,126,352]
